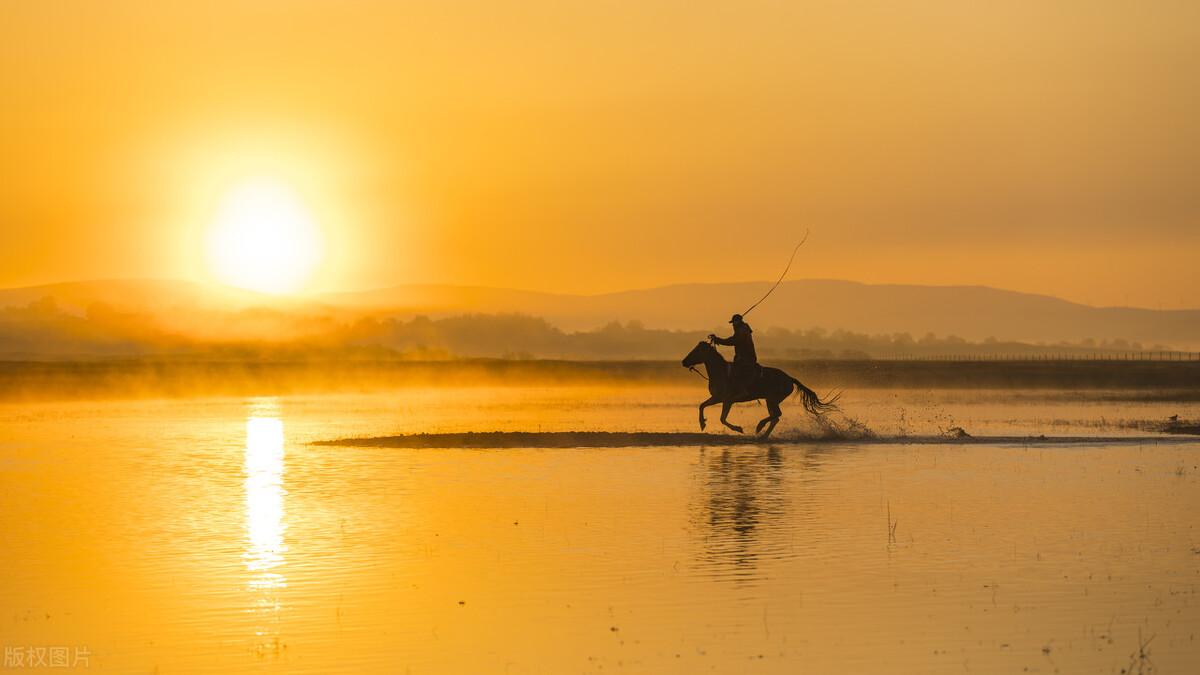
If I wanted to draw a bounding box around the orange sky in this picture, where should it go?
[2,1,1197,308]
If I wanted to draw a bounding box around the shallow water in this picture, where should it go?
[1,387,1198,673]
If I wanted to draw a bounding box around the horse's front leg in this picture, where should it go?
[698,395,718,431]
[719,400,744,434]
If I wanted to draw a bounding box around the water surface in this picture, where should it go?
[2,387,1197,673]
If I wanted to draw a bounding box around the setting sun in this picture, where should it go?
[205,178,323,294]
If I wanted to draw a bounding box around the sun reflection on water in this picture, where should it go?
[244,413,287,591]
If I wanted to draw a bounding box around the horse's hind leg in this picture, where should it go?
[755,405,773,435]
[759,398,784,438]
[762,417,781,439]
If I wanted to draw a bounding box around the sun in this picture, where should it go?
[205,178,323,294]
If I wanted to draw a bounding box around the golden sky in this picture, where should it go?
[2,1,1197,307]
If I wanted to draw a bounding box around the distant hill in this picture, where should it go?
[2,278,1198,349]
[0,279,280,313]
[324,280,1200,348]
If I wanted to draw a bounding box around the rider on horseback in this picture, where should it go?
[708,314,759,398]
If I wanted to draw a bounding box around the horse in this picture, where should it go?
[681,340,839,438]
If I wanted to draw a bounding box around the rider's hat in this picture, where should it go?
[729,314,744,324]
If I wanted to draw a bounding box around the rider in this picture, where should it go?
[709,314,759,398]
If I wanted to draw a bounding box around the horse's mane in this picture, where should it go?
[698,341,727,362]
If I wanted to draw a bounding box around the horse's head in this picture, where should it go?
[682,340,716,368]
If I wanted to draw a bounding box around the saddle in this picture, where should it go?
[726,362,763,394]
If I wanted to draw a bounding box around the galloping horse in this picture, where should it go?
[682,340,839,438]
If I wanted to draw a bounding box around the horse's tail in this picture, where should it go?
[791,377,841,415]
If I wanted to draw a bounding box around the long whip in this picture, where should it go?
[741,229,809,317]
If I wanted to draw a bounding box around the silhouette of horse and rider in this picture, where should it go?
[682,313,838,438]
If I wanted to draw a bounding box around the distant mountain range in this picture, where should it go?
[2,278,1198,348]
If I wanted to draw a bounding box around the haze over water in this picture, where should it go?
[3,387,1197,673]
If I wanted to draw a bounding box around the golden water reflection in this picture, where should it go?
[244,413,287,591]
